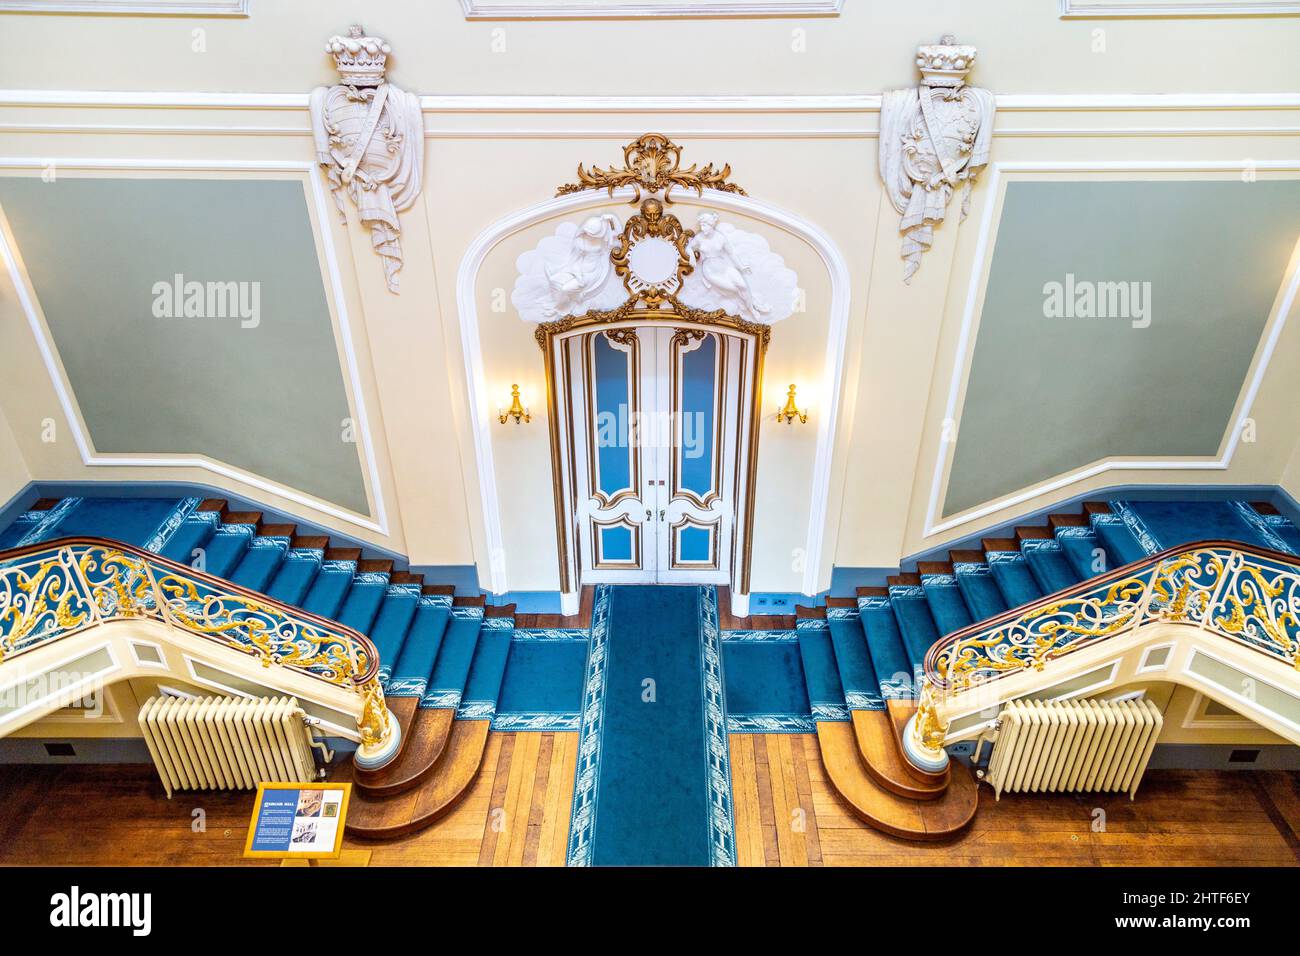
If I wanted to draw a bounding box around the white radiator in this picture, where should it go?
[138,695,322,798]
[983,698,1163,801]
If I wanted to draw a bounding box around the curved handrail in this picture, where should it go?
[0,535,380,688]
[923,539,1300,693]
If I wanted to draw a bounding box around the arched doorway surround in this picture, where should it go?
[455,145,851,616]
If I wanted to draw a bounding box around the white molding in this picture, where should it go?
[0,156,390,537]
[460,0,842,17]
[0,0,249,13]
[456,187,850,597]
[1061,0,1300,17]
[923,159,1300,540]
[5,90,1300,113]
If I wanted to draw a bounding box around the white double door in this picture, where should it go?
[570,325,740,584]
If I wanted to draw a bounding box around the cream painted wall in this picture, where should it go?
[4,0,1299,95]
[0,5,1298,594]
[0,401,29,508]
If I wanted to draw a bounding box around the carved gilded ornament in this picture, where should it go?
[557,133,747,203]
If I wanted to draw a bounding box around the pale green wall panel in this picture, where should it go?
[0,177,369,515]
[944,179,1300,517]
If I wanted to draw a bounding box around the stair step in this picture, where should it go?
[1090,509,1151,566]
[201,523,257,578]
[337,571,392,636]
[1020,538,1081,593]
[301,554,357,619]
[825,604,884,712]
[919,570,972,638]
[265,548,324,605]
[851,710,947,800]
[796,609,847,720]
[385,594,454,700]
[814,720,976,841]
[228,536,291,592]
[369,584,421,684]
[390,570,424,586]
[952,560,1007,622]
[856,593,914,699]
[325,547,362,562]
[887,582,939,673]
[456,612,515,721]
[984,548,1043,608]
[344,717,492,840]
[157,509,221,565]
[1055,525,1110,578]
[422,605,485,710]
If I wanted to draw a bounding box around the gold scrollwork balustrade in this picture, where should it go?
[0,537,387,743]
[908,542,1300,764]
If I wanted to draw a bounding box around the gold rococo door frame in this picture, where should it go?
[538,307,767,616]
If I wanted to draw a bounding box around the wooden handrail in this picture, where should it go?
[922,538,1300,687]
[0,535,381,686]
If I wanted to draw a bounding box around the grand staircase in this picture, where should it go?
[4,496,514,838]
[795,498,1300,840]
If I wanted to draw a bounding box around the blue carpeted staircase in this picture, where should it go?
[0,497,516,764]
[799,499,1300,724]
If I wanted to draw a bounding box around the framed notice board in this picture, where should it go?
[243,782,352,860]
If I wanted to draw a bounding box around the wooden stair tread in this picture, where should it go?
[1048,512,1089,528]
[346,720,491,840]
[948,549,986,564]
[825,596,856,608]
[455,594,487,607]
[851,710,945,801]
[816,720,976,841]
[358,559,393,574]
[325,547,362,561]
[354,707,455,797]
[1014,525,1054,540]
[291,535,329,550]
[259,523,296,537]
[1250,501,1280,516]
[887,572,921,587]
[1082,501,1112,515]
[916,561,953,575]
[421,584,455,596]
[856,586,889,598]
[981,538,1019,553]
[389,571,423,585]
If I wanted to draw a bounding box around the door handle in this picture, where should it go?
[646,509,652,522]
[659,509,666,521]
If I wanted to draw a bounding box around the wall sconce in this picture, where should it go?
[499,384,531,425]
[777,384,809,425]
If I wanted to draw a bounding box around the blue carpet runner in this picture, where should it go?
[566,585,735,867]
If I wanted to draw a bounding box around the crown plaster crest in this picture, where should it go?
[879,36,995,282]
[310,25,425,293]
[325,25,392,87]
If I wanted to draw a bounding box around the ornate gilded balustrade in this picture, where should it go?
[0,537,393,753]
[906,542,1300,771]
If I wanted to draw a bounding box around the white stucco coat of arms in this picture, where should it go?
[310,26,425,294]
[879,36,995,282]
